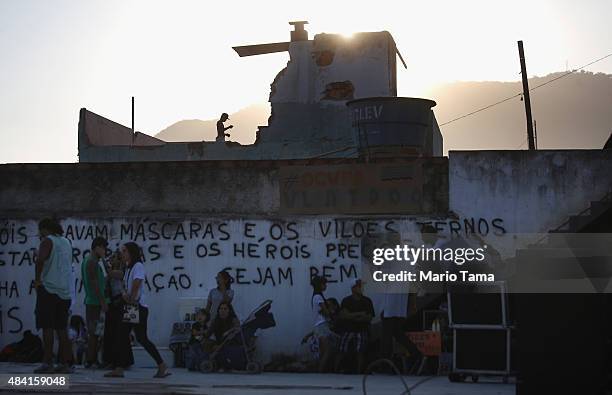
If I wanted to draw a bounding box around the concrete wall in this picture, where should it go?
[0,159,447,217]
[2,149,610,359]
[0,158,449,358]
[449,149,612,255]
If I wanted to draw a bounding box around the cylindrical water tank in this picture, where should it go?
[346,97,436,156]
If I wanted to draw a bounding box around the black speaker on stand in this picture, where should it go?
[447,282,514,383]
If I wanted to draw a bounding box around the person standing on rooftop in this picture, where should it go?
[216,113,233,142]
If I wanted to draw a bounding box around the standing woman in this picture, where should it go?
[103,251,134,369]
[105,242,170,378]
[205,271,234,322]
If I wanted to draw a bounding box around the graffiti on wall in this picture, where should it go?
[0,216,506,350]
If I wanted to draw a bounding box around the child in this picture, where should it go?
[185,309,213,371]
[195,309,210,333]
[302,298,341,363]
[68,315,87,366]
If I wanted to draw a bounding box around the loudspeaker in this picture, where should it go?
[448,282,508,326]
[454,328,510,373]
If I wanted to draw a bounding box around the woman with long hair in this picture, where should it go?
[102,250,134,369]
[207,302,240,347]
[205,270,234,322]
[205,302,242,371]
[105,242,170,378]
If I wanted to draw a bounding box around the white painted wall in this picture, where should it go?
[1,215,509,359]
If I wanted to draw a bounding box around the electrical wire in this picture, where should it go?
[361,358,435,395]
[439,52,612,127]
[513,138,528,150]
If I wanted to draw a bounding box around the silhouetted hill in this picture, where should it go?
[428,71,612,152]
[155,72,612,152]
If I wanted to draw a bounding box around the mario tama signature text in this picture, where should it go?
[372,270,495,283]
[370,244,495,283]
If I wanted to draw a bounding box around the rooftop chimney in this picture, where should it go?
[289,21,308,41]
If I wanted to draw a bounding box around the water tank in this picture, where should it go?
[346,97,437,157]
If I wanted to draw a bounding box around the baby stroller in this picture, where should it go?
[169,321,193,368]
[199,300,276,374]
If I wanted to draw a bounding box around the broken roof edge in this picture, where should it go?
[79,108,166,148]
[311,30,406,69]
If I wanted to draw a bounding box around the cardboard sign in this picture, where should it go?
[406,331,442,356]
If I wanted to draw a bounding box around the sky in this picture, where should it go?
[1,0,611,163]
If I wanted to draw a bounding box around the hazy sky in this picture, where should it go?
[1,0,611,163]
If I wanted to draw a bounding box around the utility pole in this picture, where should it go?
[131,96,135,145]
[131,96,135,133]
[518,41,536,150]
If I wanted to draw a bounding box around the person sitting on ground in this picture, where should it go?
[336,279,375,374]
[185,321,208,371]
[206,302,240,348]
[204,302,242,371]
[68,315,87,366]
[184,309,214,370]
[195,308,211,333]
[190,322,204,344]
[215,113,233,142]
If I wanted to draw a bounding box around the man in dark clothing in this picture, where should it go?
[337,279,375,373]
[216,113,233,142]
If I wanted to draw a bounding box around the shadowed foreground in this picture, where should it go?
[0,363,514,395]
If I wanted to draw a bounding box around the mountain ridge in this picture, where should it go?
[155,71,612,152]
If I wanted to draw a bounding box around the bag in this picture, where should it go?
[121,264,140,324]
[95,312,105,336]
[122,304,140,324]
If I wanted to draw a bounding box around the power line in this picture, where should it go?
[439,52,612,127]
[439,93,522,126]
[514,137,528,150]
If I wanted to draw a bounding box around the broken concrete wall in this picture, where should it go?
[78,31,445,162]
[256,32,398,154]
[269,32,396,104]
